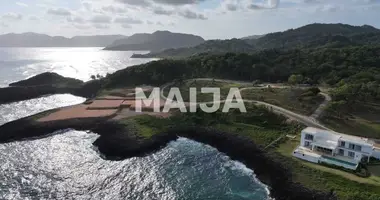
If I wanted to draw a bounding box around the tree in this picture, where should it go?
[288,74,304,85]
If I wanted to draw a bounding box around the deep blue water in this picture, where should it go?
[0,47,270,200]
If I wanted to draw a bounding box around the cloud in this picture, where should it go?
[152,0,208,6]
[16,2,28,7]
[121,24,132,28]
[89,15,112,23]
[178,9,207,20]
[82,2,92,11]
[73,24,92,30]
[115,0,152,7]
[1,13,23,21]
[153,6,175,15]
[248,0,279,10]
[1,22,9,28]
[316,4,340,12]
[67,16,86,24]
[93,24,110,29]
[29,16,40,21]
[114,17,143,24]
[102,5,127,13]
[221,0,239,11]
[47,8,71,16]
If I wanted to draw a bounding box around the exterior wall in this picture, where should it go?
[301,131,314,149]
[373,149,380,160]
[338,138,373,162]
[293,151,320,163]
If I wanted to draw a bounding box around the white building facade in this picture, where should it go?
[293,127,379,170]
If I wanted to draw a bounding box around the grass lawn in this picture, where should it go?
[163,80,245,102]
[241,87,325,115]
[321,104,380,139]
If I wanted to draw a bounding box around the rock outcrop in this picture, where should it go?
[0,73,103,104]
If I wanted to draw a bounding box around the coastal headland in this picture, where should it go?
[0,72,338,200]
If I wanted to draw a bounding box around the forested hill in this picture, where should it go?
[249,23,380,49]
[132,23,380,58]
[132,39,256,58]
[104,31,205,52]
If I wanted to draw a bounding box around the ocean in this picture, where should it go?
[0,47,270,200]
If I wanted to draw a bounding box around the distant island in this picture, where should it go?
[103,30,205,52]
[0,33,127,47]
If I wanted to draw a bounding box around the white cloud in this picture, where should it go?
[1,0,380,39]
[89,15,112,23]
[16,2,28,7]
[114,17,144,24]
[1,13,23,21]
[93,24,110,29]
[102,5,127,13]
[47,8,72,16]
[67,16,86,24]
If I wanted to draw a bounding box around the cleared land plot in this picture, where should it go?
[164,80,243,102]
[87,100,124,110]
[321,103,380,139]
[38,105,118,122]
[241,87,325,115]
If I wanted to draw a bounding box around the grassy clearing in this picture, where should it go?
[321,103,380,139]
[241,87,325,115]
[119,115,172,138]
[163,80,244,102]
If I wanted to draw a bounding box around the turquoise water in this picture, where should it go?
[321,156,357,167]
[0,47,270,200]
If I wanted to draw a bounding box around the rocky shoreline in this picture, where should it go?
[0,112,337,200]
[0,73,102,104]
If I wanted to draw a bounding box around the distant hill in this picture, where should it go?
[104,31,205,52]
[241,35,264,40]
[132,39,255,58]
[248,23,380,49]
[0,33,127,47]
[133,23,380,58]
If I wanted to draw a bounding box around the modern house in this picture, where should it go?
[293,127,380,170]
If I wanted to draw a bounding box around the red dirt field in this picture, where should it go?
[87,100,125,110]
[38,104,118,122]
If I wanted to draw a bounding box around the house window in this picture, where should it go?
[348,151,355,158]
[355,145,362,152]
[304,141,311,147]
[340,141,346,147]
[349,143,355,150]
[305,134,314,141]
[338,149,344,156]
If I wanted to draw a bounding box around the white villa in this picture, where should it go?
[293,127,380,170]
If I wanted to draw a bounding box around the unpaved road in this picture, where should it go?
[161,78,331,130]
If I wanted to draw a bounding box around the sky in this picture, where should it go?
[0,0,379,39]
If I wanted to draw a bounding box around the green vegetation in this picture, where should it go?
[121,103,295,147]
[163,80,246,102]
[133,23,380,58]
[241,87,324,115]
[97,23,380,200]
[132,38,256,58]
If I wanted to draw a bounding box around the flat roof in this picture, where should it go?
[302,127,371,146]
